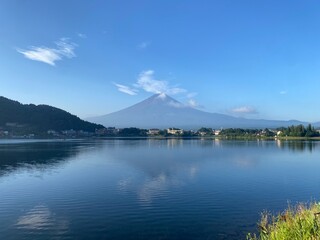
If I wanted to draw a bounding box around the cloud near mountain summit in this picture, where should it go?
[115,70,186,96]
[134,70,186,95]
[114,70,201,108]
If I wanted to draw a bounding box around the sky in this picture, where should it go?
[1,0,320,122]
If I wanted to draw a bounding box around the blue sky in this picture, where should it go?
[1,0,320,122]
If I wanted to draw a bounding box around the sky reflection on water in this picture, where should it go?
[0,139,320,240]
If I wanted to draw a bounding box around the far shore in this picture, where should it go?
[2,136,320,141]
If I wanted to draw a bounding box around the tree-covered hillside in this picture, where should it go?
[0,96,104,133]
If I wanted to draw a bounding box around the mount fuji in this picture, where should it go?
[87,93,306,129]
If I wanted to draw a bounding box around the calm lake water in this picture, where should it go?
[0,139,320,240]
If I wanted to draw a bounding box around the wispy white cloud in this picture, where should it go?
[280,90,287,95]
[187,99,198,108]
[114,83,138,95]
[17,38,77,66]
[137,41,150,49]
[230,106,258,114]
[135,70,186,95]
[77,33,87,38]
[113,70,201,107]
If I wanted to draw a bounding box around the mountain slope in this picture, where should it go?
[0,96,104,132]
[313,122,320,128]
[88,93,306,129]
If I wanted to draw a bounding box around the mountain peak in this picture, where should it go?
[141,93,182,106]
[149,93,181,103]
[149,92,169,100]
[157,92,167,99]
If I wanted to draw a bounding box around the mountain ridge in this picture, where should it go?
[88,93,308,129]
[0,96,104,133]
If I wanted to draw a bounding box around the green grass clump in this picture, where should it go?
[247,202,320,240]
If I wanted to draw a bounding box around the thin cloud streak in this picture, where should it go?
[17,38,77,66]
[231,106,258,114]
[114,83,138,95]
[187,92,198,98]
[77,33,87,38]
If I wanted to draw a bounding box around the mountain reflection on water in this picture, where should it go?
[0,139,316,177]
[0,139,320,240]
[0,140,103,177]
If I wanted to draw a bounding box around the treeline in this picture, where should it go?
[118,128,148,137]
[115,128,196,137]
[105,125,320,138]
[277,124,319,137]
[219,128,275,138]
[218,124,320,138]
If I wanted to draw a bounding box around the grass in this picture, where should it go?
[247,202,320,240]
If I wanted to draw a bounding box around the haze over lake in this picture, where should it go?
[1,139,320,240]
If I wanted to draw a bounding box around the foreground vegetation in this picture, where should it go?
[247,202,320,240]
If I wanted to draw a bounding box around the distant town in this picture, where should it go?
[1,123,319,139]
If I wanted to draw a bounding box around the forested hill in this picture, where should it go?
[0,96,104,133]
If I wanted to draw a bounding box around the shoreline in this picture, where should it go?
[2,136,320,141]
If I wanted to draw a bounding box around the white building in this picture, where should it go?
[214,130,221,135]
[148,129,160,135]
[167,128,183,135]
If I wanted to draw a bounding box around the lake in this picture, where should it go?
[0,139,320,240]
